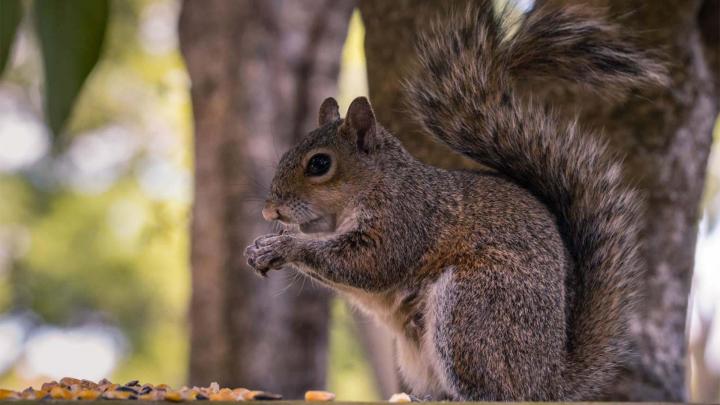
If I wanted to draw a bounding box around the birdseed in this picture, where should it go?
[0,378,282,401]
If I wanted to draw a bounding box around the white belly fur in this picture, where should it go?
[335,269,456,399]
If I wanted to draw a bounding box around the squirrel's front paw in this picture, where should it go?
[244,234,296,277]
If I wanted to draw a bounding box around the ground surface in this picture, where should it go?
[5,400,673,405]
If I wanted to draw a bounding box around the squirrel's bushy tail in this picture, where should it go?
[406,2,665,399]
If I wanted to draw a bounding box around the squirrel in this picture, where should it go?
[245,1,666,401]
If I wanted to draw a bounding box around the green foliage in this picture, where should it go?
[34,0,109,138]
[702,119,720,227]
[327,300,379,401]
[0,0,22,74]
[0,0,190,390]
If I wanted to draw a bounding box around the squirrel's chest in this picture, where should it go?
[339,286,425,342]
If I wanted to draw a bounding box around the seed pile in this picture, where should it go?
[0,378,282,401]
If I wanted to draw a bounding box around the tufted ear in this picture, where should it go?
[318,97,340,126]
[345,97,377,152]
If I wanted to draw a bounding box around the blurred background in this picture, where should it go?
[0,0,718,402]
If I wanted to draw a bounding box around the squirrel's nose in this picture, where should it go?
[262,205,280,222]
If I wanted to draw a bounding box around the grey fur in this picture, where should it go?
[246,2,665,400]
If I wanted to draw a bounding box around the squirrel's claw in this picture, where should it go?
[245,252,268,277]
[244,234,294,276]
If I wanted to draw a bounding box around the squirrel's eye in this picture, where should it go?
[306,153,332,177]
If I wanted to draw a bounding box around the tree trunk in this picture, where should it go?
[359,0,476,170]
[526,0,718,400]
[359,0,719,400]
[179,0,355,398]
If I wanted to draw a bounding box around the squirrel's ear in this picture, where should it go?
[345,97,377,152]
[318,97,340,126]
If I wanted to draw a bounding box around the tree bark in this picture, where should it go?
[360,0,719,400]
[698,0,719,96]
[359,0,476,170]
[179,0,355,398]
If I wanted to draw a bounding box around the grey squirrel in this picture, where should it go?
[245,1,666,400]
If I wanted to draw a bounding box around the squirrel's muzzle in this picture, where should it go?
[261,205,280,222]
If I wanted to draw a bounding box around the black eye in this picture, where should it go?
[306,153,332,177]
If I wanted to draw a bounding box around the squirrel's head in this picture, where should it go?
[262,96,394,234]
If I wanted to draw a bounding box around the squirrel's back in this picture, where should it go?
[405,1,666,399]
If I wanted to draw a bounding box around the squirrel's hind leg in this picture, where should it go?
[424,261,566,401]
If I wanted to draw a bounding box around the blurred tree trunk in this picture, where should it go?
[179,0,355,398]
[690,316,720,401]
[360,0,719,401]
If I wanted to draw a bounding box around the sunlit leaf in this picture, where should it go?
[35,0,109,137]
[0,0,22,75]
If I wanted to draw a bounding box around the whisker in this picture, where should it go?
[307,274,321,290]
[272,273,298,297]
[298,204,318,223]
[297,272,308,296]
[271,221,286,234]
